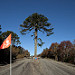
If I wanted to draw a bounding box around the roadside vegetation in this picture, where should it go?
[38,41,75,64]
[0,25,30,65]
[0,13,75,65]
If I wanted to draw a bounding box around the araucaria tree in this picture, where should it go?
[20,13,54,57]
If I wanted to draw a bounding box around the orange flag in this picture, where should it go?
[0,34,11,49]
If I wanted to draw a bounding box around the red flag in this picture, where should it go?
[0,34,11,49]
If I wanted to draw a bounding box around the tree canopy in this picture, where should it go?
[0,25,3,45]
[20,13,54,57]
[2,31,21,45]
[20,13,54,46]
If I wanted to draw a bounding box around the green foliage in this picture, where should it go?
[2,31,21,45]
[0,25,3,45]
[20,13,54,46]
[38,38,44,47]
[0,25,2,36]
[0,25,27,65]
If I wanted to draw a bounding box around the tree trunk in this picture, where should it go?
[34,28,37,57]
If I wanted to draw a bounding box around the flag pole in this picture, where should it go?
[0,33,12,75]
[10,44,12,75]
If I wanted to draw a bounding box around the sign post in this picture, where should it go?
[10,44,12,75]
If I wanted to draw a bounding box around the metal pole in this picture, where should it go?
[10,44,12,75]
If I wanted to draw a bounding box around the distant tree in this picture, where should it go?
[60,41,72,49]
[49,42,59,60]
[20,13,54,57]
[72,40,75,64]
[24,50,30,57]
[12,45,30,59]
[0,25,3,45]
[12,45,19,59]
[68,48,75,64]
[60,41,73,56]
[58,41,73,61]
[40,48,49,58]
[0,28,21,64]
[18,46,24,54]
[73,40,75,49]
[41,49,47,58]
[2,31,21,45]
[47,50,54,59]
[0,25,2,35]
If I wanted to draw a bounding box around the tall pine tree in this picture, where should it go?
[20,13,54,57]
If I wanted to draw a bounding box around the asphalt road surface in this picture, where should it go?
[0,58,75,75]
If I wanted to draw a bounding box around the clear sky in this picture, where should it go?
[0,0,75,55]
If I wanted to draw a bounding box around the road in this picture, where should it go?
[0,58,75,75]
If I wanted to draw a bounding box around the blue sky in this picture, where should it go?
[0,0,75,55]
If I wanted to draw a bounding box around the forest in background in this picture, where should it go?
[38,40,75,64]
